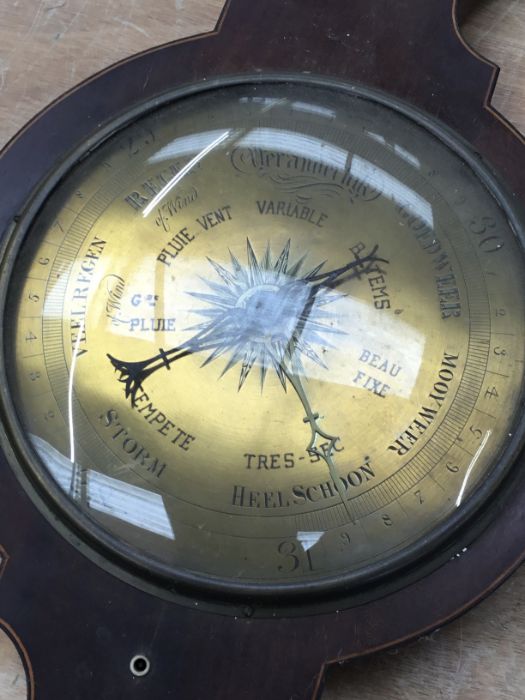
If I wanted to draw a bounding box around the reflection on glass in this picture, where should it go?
[34,436,175,539]
[143,130,232,217]
[6,83,525,592]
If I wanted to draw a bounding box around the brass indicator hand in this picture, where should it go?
[108,241,386,522]
[108,341,200,405]
[283,367,355,522]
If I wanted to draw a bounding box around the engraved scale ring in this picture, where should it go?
[4,81,525,594]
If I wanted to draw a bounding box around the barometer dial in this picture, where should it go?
[6,82,525,593]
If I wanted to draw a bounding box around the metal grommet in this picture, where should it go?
[130,655,150,677]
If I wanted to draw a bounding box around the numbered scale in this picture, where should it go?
[0,1,524,698]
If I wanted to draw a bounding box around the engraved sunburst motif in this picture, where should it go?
[187,238,345,391]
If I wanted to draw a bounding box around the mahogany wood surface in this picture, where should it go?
[0,1,524,699]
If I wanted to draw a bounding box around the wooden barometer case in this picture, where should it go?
[0,0,524,698]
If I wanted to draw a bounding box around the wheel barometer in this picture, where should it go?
[0,1,524,698]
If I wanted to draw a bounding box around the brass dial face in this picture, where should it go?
[5,82,525,594]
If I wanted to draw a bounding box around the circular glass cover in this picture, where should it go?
[5,81,525,594]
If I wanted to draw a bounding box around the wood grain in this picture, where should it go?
[0,0,522,148]
[461,0,525,133]
[325,565,525,699]
[0,0,224,149]
[0,628,28,700]
[0,1,524,699]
